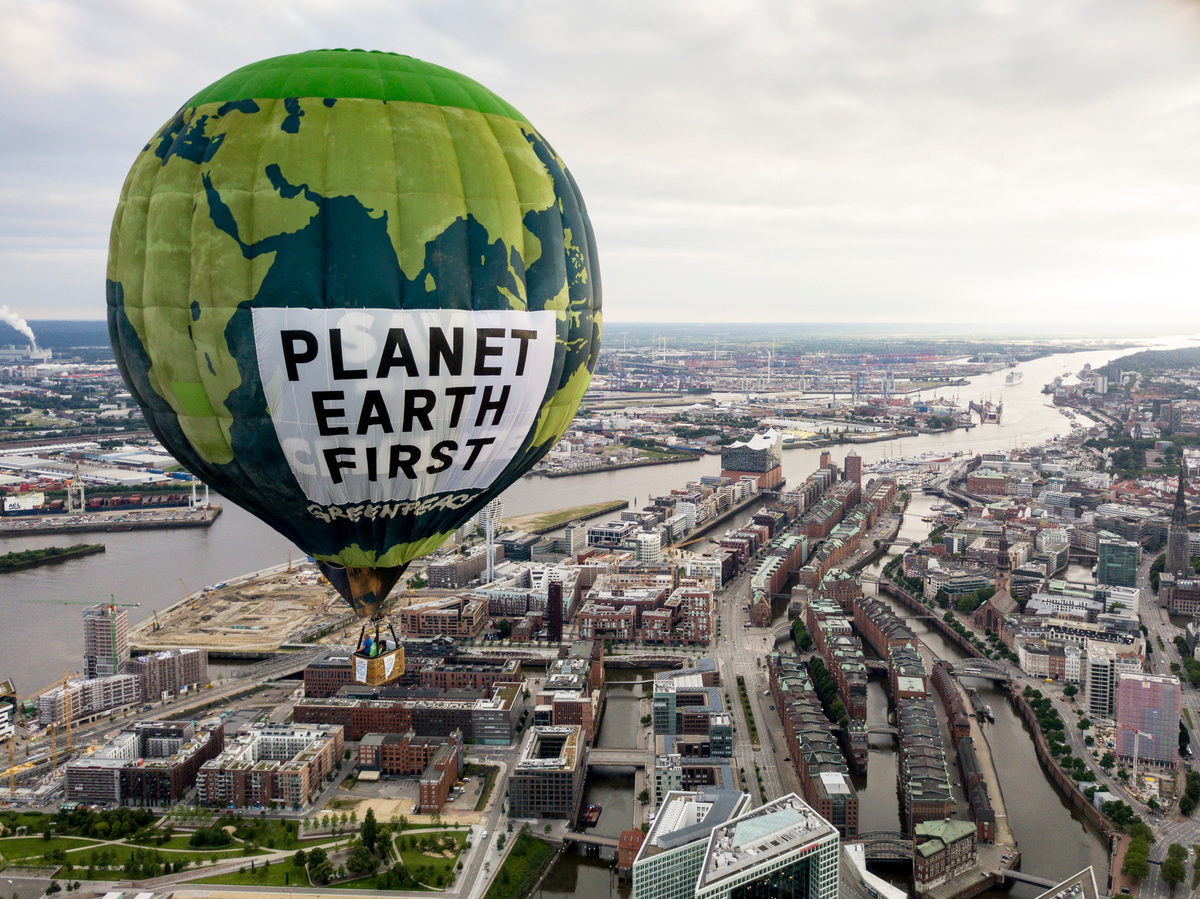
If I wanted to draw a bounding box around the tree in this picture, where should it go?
[361,807,378,854]
[1161,844,1187,892]
[293,849,307,869]
[497,618,513,638]
[1063,684,1077,698]
[637,789,650,803]
[346,843,377,876]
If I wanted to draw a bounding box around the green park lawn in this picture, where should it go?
[0,836,101,860]
[192,860,300,887]
[394,830,464,887]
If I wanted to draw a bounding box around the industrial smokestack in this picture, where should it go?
[0,305,37,349]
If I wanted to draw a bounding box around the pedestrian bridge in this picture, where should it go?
[587,748,647,769]
[953,660,1011,683]
[854,832,912,861]
[866,724,898,737]
[996,869,1060,888]
[564,831,620,849]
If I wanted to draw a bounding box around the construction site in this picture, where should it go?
[130,563,346,655]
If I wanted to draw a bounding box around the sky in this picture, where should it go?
[3,0,1200,327]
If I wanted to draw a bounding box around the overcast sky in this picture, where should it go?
[3,0,1200,327]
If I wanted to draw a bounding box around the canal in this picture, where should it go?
[862,492,1110,896]
[536,668,647,899]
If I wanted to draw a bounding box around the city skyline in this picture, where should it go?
[2,1,1200,325]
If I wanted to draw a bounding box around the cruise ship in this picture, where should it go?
[1005,369,1023,385]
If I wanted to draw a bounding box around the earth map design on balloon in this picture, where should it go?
[107,50,601,612]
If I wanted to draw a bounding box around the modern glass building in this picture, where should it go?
[633,791,750,899]
[695,794,840,899]
[1096,537,1139,589]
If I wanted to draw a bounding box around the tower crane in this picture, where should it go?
[1116,721,1153,786]
[27,669,76,770]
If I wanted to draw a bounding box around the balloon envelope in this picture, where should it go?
[107,49,602,617]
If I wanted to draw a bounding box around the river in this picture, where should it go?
[4,338,1180,692]
[0,339,1174,889]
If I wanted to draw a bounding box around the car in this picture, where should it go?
[769,705,775,710]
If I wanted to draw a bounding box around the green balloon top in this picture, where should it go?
[186,49,528,123]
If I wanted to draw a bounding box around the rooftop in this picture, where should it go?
[699,793,837,888]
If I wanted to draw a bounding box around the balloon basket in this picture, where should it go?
[353,646,405,686]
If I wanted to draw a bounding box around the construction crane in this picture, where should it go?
[1116,721,1153,785]
[19,599,139,607]
[28,669,75,768]
[7,734,14,794]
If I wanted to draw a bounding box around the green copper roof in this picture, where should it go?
[187,49,527,122]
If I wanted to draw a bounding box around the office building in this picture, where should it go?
[83,604,130,678]
[1096,537,1139,589]
[633,791,750,899]
[694,793,840,899]
[507,725,586,820]
[1115,673,1182,771]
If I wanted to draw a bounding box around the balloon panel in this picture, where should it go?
[107,50,601,574]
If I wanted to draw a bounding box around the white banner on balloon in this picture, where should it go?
[253,307,558,507]
[383,652,397,679]
[355,656,368,683]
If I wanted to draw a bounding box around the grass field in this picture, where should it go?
[505,500,626,534]
[331,872,431,891]
[394,830,464,887]
[0,836,100,860]
[482,833,556,899]
[473,765,499,812]
[192,861,301,887]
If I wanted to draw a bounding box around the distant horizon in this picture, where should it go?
[2,316,1200,348]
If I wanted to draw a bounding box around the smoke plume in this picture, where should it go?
[0,305,37,349]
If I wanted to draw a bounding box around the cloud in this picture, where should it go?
[2,0,1200,324]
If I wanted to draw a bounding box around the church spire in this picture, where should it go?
[1167,460,1191,575]
[995,524,1011,593]
[1174,460,1189,524]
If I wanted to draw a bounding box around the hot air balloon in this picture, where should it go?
[107,49,601,682]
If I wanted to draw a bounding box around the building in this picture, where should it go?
[720,430,783,490]
[694,793,840,899]
[1115,673,1182,771]
[196,722,344,811]
[1085,644,1143,722]
[123,649,208,701]
[294,681,526,744]
[1097,537,1139,589]
[355,730,463,813]
[547,580,565,642]
[632,791,751,899]
[65,721,224,806]
[38,674,141,726]
[83,603,130,678]
[1167,465,1192,575]
[844,452,862,486]
[396,595,488,639]
[507,725,586,820]
[913,818,978,893]
[1029,867,1101,899]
